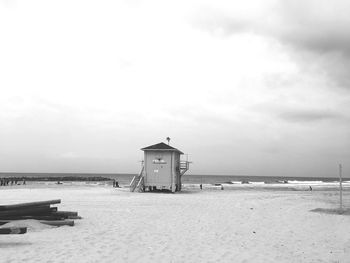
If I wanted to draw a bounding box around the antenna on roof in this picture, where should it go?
[166,137,171,145]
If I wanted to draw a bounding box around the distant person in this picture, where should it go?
[115,181,119,188]
[309,186,312,191]
[221,185,224,190]
[23,179,26,185]
[200,184,202,190]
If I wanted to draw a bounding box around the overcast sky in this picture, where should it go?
[0,0,349,177]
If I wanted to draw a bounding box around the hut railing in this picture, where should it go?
[130,165,144,192]
[136,176,144,192]
[180,161,190,176]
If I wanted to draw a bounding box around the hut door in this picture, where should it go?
[152,154,168,184]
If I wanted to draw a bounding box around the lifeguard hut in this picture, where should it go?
[130,141,190,192]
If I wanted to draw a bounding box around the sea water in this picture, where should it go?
[1,172,348,187]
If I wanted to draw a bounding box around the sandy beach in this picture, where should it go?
[0,184,349,263]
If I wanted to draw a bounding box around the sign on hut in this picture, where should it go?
[130,141,190,192]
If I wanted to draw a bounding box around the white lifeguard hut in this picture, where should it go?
[130,141,190,192]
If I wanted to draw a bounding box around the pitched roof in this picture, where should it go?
[141,142,183,154]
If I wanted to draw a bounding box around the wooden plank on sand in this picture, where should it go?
[52,211,78,217]
[0,227,27,234]
[0,207,57,218]
[0,199,61,211]
[0,220,74,227]
[40,220,74,226]
[0,214,66,221]
[67,215,82,220]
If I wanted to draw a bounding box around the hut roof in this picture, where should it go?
[141,142,184,154]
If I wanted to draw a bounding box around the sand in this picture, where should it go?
[0,184,349,263]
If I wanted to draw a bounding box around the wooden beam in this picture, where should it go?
[40,220,74,227]
[0,199,61,211]
[0,214,66,221]
[53,211,78,217]
[0,207,57,218]
[0,227,27,234]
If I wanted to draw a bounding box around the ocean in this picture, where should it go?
[0,172,348,186]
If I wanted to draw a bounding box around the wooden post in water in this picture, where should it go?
[339,164,343,213]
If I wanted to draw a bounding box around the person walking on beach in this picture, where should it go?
[200,184,202,190]
[309,186,312,191]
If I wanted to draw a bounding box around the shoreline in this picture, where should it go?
[0,180,349,192]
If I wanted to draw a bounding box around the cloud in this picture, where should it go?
[193,0,350,89]
[0,0,16,8]
[194,12,252,37]
[59,152,80,159]
[194,0,350,54]
[278,109,344,123]
[271,0,350,54]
